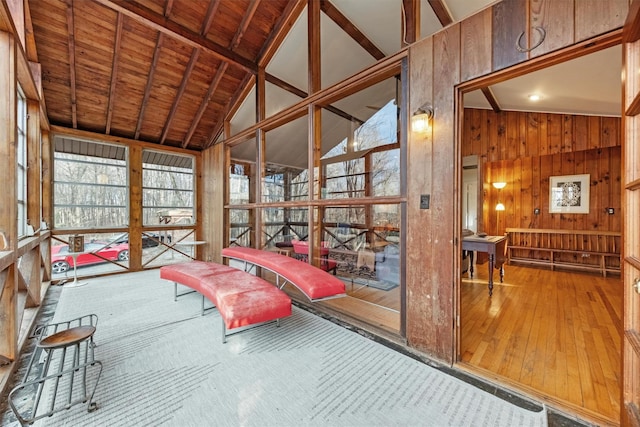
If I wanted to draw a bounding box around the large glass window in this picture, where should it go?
[142,150,194,226]
[17,87,27,238]
[53,140,128,229]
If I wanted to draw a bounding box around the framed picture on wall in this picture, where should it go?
[549,174,590,214]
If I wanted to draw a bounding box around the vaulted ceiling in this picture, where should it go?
[24,0,621,155]
[25,0,498,152]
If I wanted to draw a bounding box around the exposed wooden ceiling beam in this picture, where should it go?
[163,0,173,17]
[182,62,228,149]
[258,0,306,67]
[401,0,419,46]
[105,12,123,135]
[206,74,255,148]
[134,33,163,139]
[481,86,502,113]
[320,0,385,60]
[92,0,258,73]
[231,0,260,49]
[200,0,220,36]
[623,0,640,43]
[160,48,200,144]
[428,0,453,27]
[65,0,77,128]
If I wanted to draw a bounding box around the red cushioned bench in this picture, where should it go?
[221,247,346,302]
[160,261,291,343]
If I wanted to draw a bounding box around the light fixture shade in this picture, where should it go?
[492,182,506,189]
[411,105,433,133]
[495,202,505,211]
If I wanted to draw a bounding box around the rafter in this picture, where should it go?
[320,0,385,60]
[65,0,78,128]
[428,0,453,27]
[258,0,306,67]
[159,48,200,145]
[182,62,228,148]
[231,0,260,49]
[92,0,258,73]
[134,32,163,139]
[105,12,123,135]
[481,86,501,113]
[401,0,419,46]
[200,0,220,36]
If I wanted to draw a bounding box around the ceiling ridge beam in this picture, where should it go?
[65,0,78,129]
[105,12,123,135]
[320,0,386,60]
[91,0,258,73]
[160,47,200,145]
[134,32,163,139]
[258,0,306,67]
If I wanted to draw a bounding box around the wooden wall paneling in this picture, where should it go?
[584,148,600,230]
[128,145,142,271]
[506,110,519,160]
[41,131,52,231]
[546,113,561,155]
[460,8,492,82]
[497,110,508,161]
[574,115,588,152]
[520,157,533,228]
[562,114,573,152]
[602,116,620,148]
[550,153,564,230]
[406,34,435,356]
[586,116,601,150]
[491,0,528,71]
[522,113,547,157]
[505,158,516,234]
[519,112,529,158]
[479,109,489,162]
[528,0,575,58]
[574,0,628,43]
[531,154,542,228]
[487,110,499,162]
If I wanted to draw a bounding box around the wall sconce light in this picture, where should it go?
[411,105,433,133]
[493,182,506,211]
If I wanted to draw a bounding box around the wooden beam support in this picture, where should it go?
[200,0,220,36]
[134,32,163,140]
[27,99,41,229]
[320,0,386,60]
[105,12,123,135]
[65,0,78,129]
[481,86,502,113]
[428,0,453,27]
[159,47,200,144]
[623,0,640,43]
[258,0,306,67]
[308,0,321,94]
[401,0,420,46]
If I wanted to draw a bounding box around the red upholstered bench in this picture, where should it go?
[160,261,291,343]
[221,247,346,301]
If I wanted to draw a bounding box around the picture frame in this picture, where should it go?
[549,174,590,214]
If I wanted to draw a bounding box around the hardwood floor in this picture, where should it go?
[460,265,622,425]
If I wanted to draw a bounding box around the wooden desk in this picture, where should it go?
[462,235,507,296]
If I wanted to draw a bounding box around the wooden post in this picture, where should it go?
[128,145,142,271]
[27,99,40,230]
[0,31,18,362]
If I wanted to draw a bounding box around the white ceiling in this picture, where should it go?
[464,45,622,117]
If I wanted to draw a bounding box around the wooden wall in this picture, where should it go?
[406,0,627,362]
[462,108,622,235]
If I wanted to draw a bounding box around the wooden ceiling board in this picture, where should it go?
[206,0,250,48]
[168,0,210,36]
[130,0,166,17]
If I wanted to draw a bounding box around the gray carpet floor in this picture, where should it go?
[4,270,548,427]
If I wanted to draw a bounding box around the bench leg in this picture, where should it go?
[222,321,227,344]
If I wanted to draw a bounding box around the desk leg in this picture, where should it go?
[488,254,495,296]
[469,251,474,278]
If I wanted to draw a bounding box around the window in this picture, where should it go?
[53,139,128,229]
[142,150,194,226]
[17,87,27,238]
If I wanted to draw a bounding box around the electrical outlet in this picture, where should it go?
[606,208,615,215]
[420,194,430,209]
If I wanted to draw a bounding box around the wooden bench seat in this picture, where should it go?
[222,247,346,301]
[506,228,621,277]
[160,261,292,343]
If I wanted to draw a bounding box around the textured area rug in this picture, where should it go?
[27,270,546,427]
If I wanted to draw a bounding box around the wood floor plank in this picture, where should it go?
[460,265,621,423]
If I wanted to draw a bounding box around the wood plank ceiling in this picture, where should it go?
[28,0,455,152]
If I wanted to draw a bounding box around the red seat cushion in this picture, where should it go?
[222,247,345,300]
